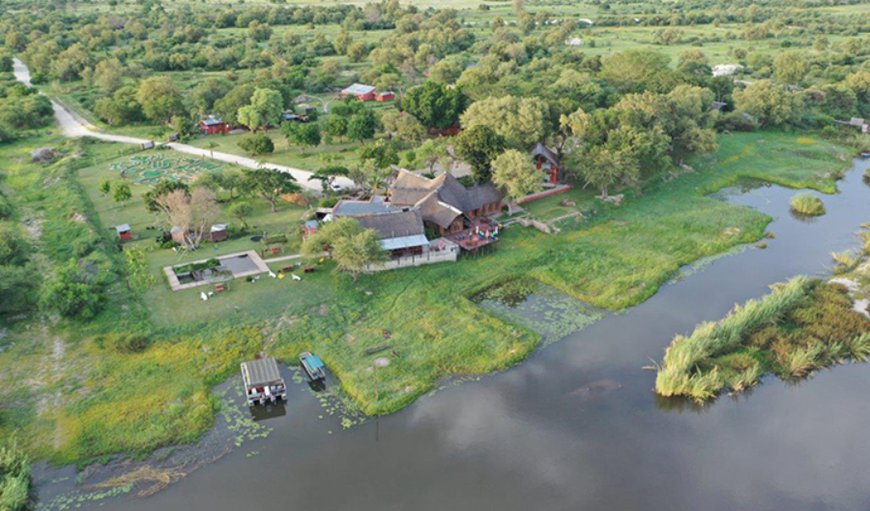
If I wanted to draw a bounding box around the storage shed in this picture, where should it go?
[340,83,377,101]
[210,223,228,242]
[115,224,132,241]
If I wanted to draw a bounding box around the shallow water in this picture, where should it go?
[43,158,870,511]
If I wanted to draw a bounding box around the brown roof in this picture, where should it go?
[531,142,559,166]
[355,209,424,240]
[389,170,503,227]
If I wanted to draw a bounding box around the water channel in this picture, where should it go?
[41,158,870,511]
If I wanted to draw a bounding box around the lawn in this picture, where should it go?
[0,130,852,466]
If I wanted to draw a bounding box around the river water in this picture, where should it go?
[47,158,870,511]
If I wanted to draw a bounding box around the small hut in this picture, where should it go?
[340,83,376,102]
[376,91,395,102]
[531,143,563,184]
[210,224,228,242]
[170,226,186,244]
[115,224,132,241]
[303,220,319,240]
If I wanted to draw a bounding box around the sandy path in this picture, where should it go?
[13,58,353,193]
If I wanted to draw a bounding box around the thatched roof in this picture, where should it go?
[389,170,503,228]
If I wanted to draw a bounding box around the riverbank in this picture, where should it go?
[0,130,856,470]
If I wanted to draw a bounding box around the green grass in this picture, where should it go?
[790,193,826,216]
[0,130,854,466]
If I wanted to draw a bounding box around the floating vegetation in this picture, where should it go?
[476,279,603,346]
[789,193,826,217]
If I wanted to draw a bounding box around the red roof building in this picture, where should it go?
[199,115,230,135]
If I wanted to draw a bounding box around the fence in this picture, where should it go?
[366,247,458,272]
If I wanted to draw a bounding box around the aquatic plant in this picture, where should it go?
[656,276,813,401]
[789,193,826,216]
[657,277,870,402]
[831,250,860,274]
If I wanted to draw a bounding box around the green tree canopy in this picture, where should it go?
[402,80,466,130]
[454,124,507,183]
[237,88,283,131]
[135,76,184,124]
[491,149,540,202]
[460,95,550,149]
[240,168,300,212]
[302,217,386,280]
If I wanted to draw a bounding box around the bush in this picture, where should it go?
[40,259,105,319]
[0,437,31,511]
[237,133,274,155]
[0,222,28,265]
[0,264,40,316]
[789,193,825,216]
[99,332,152,353]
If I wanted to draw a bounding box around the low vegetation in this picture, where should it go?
[0,437,30,511]
[656,277,870,402]
[789,193,826,216]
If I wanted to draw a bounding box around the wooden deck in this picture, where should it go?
[445,218,501,252]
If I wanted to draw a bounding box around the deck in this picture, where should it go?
[445,218,501,252]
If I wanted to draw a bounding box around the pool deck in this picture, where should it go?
[163,250,271,291]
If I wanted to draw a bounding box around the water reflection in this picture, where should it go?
[249,402,286,422]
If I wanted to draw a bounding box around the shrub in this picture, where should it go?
[0,436,31,511]
[100,332,152,353]
[237,133,274,155]
[789,193,825,216]
[40,259,105,319]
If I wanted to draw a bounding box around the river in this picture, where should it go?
[40,158,870,510]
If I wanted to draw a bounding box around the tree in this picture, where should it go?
[190,77,232,115]
[491,149,540,202]
[309,165,350,193]
[196,169,245,201]
[454,125,507,183]
[302,217,386,280]
[402,80,466,130]
[112,183,132,204]
[573,146,634,199]
[213,83,256,126]
[153,188,220,250]
[323,115,348,143]
[94,86,143,126]
[98,179,111,196]
[40,259,103,319]
[346,109,378,141]
[773,51,808,86]
[359,139,399,170]
[282,122,321,151]
[228,201,253,230]
[460,95,550,150]
[380,111,426,142]
[240,168,300,212]
[93,58,124,93]
[238,133,274,155]
[135,76,184,124]
[237,88,283,131]
[733,80,800,127]
[0,223,28,266]
[599,50,677,93]
[144,180,190,212]
[413,139,450,174]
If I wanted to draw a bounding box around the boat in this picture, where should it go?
[860,151,870,158]
[299,352,326,381]
[240,356,287,406]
